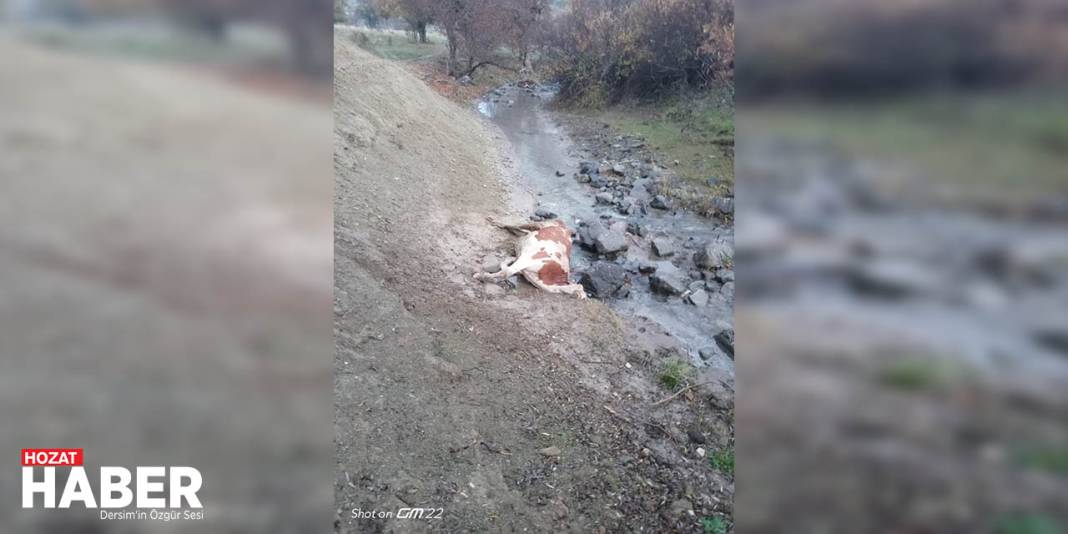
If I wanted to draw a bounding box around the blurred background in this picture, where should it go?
[0,0,333,532]
[735,0,1068,532]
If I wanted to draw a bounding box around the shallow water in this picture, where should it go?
[479,84,734,370]
[740,138,1068,384]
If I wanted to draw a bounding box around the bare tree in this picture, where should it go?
[157,0,334,77]
[374,0,434,42]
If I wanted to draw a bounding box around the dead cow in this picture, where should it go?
[475,219,588,299]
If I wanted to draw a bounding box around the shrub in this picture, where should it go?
[544,0,733,104]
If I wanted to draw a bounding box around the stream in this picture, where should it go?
[478,83,734,372]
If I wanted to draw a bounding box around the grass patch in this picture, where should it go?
[745,89,1068,204]
[597,94,734,184]
[1016,446,1068,476]
[590,91,734,215]
[658,358,694,390]
[701,515,729,534]
[708,447,735,477]
[993,513,1063,534]
[341,27,445,62]
[878,356,962,392]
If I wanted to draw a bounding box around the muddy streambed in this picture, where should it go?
[740,138,1068,385]
[478,83,734,371]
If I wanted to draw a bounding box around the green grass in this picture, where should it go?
[596,92,734,188]
[342,27,445,62]
[878,356,962,392]
[701,515,729,534]
[746,89,1068,204]
[1016,446,1068,476]
[993,513,1064,534]
[708,447,735,477]
[658,358,693,390]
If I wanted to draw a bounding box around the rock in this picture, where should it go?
[579,160,598,174]
[714,328,734,358]
[551,501,569,520]
[575,173,591,183]
[694,240,733,270]
[638,261,657,274]
[555,170,565,177]
[480,255,502,273]
[696,447,706,458]
[589,174,607,188]
[650,195,672,210]
[595,192,614,205]
[579,262,627,299]
[617,197,639,215]
[698,346,716,361]
[720,281,734,300]
[713,197,734,215]
[627,222,646,237]
[596,228,628,254]
[687,429,707,444]
[666,499,693,519]
[849,260,941,299]
[738,212,788,258]
[458,75,474,86]
[1034,327,1068,355]
[610,163,626,175]
[650,264,688,295]
[715,268,734,282]
[978,236,1068,287]
[534,207,556,219]
[687,289,709,307]
[651,236,675,257]
[580,220,628,255]
[539,446,561,457]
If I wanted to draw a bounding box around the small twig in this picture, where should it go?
[603,404,633,424]
[480,441,513,455]
[651,381,712,407]
[449,435,512,456]
[448,437,480,454]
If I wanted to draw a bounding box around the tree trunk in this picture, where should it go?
[445,28,458,76]
[416,22,427,44]
[520,47,533,73]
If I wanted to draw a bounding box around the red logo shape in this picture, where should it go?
[21,449,83,466]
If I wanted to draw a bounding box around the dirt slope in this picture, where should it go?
[0,37,333,532]
[335,38,733,533]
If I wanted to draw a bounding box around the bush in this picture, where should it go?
[544,0,733,104]
[739,0,1043,99]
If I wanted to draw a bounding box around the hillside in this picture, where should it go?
[334,37,734,533]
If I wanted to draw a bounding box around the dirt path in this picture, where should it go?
[335,38,733,533]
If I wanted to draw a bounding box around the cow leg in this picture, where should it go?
[522,271,588,300]
[474,256,533,282]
